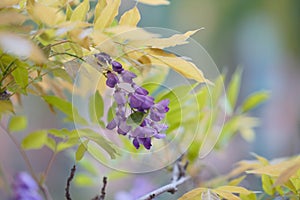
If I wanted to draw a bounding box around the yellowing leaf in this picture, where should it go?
[215,186,252,195]
[137,0,170,6]
[212,189,240,200]
[0,11,27,25]
[0,0,20,8]
[30,3,61,26]
[201,190,220,200]
[140,48,210,83]
[8,116,27,132]
[119,7,141,26]
[0,101,14,115]
[70,0,90,22]
[94,0,121,30]
[0,32,46,64]
[178,187,207,200]
[228,176,247,186]
[21,130,48,150]
[129,29,203,49]
[247,157,300,177]
[274,160,300,186]
[94,0,107,22]
[105,26,158,40]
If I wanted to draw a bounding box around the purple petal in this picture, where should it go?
[106,72,119,88]
[121,70,137,83]
[114,90,127,105]
[154,133,166,139]
[132,83,149,95]
[155,99,170,113]
[150,109,165,121]
[106,119,117,130]
[117,121,131,135]
[95,52,112,64]
[112,61,124,73]
[141,138,152,150]
[133,138,140,149]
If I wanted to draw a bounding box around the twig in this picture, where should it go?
[138,160,190,200]
[65,165,76,200]
[91,177,108,200]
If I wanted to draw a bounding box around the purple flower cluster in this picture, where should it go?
[12,172,42,200]
[95,53,170,150]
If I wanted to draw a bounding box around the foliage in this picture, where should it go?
[0,1,296,200]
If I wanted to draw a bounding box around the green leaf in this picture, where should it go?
[45,137,56,152]
[70,0,90,22]
[11,65,28,93]
[8,115,27,132]
[227,69,242,112]
[107,103,116,123]
[241,91,270,113]
[53,68,72,83]
[262,175,275,196]
[21,130,47,150]
[0,100,14,115]
[43,96,88,125]
[78,129,118,159]
[56,137,79,152]
[126,111,145,129]
[89,91,104,123]
[76,140,89,161]
[74,173,95,186]
[43,96,72,116]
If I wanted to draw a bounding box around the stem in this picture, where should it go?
[138,176,191,200]
[49,52,84,62]
[41,151,57,184]
[0,123,53,200]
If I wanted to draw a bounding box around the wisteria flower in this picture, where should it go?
[95,52,170,150]
[12,172,42,200]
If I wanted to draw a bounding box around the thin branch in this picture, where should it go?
[138,176,190,200]
[41,151,57,184]
[138,160,190,200]
[0,122,53,200]
[92,176,108,200]
[65,165,76,200]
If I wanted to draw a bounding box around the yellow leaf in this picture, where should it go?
[0,0,20,8]
[70,0,90,22]
[129,29,203,48]
[227,160,262,178]
[0,32,46,64]
[247,157,300,177]
[148,49,210,83]
[178,188,206,200]
[137,0,170,6]
[212,189,241,200]
[250,153,269,165]
[105,26,158,40]
[215,186,252,195]
[274,160,300,186]
[0,11,27,25]
[94,0,107,23]
[94,0,121,30]
[119,6,141,26]
[31,3,59,26]
[228,176,247,186]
